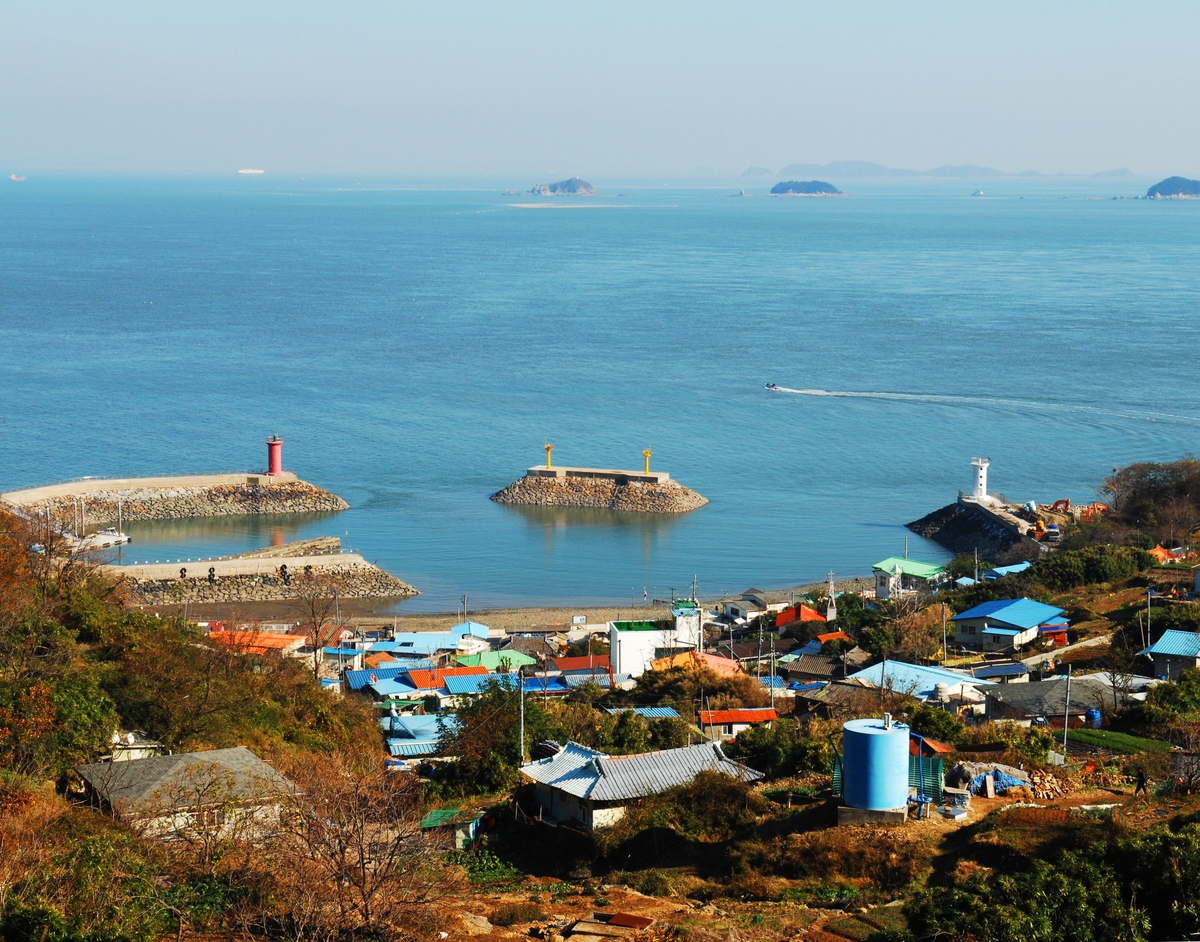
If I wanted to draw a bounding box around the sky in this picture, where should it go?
[2,1,1198,179]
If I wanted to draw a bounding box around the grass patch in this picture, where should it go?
[1067,728,1171,754]
[445,850,523,887]
[491,902,544,926]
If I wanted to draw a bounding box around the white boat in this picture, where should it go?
[75,527,131,550]
[238,168,265,175]
[9,174,26,182]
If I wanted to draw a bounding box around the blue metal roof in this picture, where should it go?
[563,673,632,689]
[969,662,1030,679]
[758,676,788,688]
[953,598,1065,630]
[603,706,681,719]
[523,675,571,695]
[449,621,492,639]
[790,680,828,692]
[323,646,360,656]
[367,678,420,697]
[983,562,1033,580]
[442,674,516,696]
[1141,629,1200,658]
[847,661,995,699]
[344,663,434,691]
[981,626,1020,636]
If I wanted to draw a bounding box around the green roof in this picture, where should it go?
[612,620,672,632]
[421,809,462,828]
[455,650,537,669]
[871,556,946,579]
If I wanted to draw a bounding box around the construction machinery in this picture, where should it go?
[1049,499,1071,513]
[1078,502,1110,522]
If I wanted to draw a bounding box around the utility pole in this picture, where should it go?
[770,634,776,710]
[1062,665,1072,751]
[974,548,979,585]
[942,602,948,663]
[518,666,526,763]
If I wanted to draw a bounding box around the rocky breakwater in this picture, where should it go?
[491,473,708,514]
[119,540,417,606]
[25,478,349,526]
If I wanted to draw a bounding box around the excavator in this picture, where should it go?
[1079,502,1110,522]
[1049,499,1071,513]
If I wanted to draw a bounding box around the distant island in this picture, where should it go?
[1147,176,1200,199]
[529,177,595,195]
[770,180,841,196]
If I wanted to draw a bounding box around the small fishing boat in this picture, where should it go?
[765,382,778,390]
[75,527,131,549]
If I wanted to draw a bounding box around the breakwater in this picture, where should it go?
[907,501,1034,559]
[492,467,708,514]
[115,546,417,605]
[3,473,349,526]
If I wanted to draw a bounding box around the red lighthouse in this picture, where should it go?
[266,436,284,476]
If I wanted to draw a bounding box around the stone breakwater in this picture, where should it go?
[491,475,708,514]
[25,480,349,526]
[125,562,418,606]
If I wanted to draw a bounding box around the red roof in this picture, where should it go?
[815,630,852,645]
[776,604,827,628]
[909,736,955,756]
[698,708,778,725]
[404,665,489,690]
[550,655,611,672]
[209,630,303,655]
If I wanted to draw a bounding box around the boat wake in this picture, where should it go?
[764,385,1200,426]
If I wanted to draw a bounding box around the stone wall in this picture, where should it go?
[21,479,349,527]
[491,474,708,514]
[125,561,417,606]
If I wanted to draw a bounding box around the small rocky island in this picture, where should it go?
[771,180,841,195]
[529,177,595,195]
[492,455,707,514]
[1147,176,1200,199]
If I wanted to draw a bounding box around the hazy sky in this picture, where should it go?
[3,1,1197,178]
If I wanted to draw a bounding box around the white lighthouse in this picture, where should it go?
[970,457,991,502]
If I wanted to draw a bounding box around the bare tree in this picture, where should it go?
[259,754,460,942]
[289,568,350,679]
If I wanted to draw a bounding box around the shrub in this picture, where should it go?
[725,719,836,777]
[490,902,544,926]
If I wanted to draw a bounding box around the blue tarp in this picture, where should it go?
[971,769,1027,795]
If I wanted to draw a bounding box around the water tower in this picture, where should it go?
[838,715,910,825]
[970,456,990,501]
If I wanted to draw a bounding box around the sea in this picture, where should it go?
[2,175,1198,611]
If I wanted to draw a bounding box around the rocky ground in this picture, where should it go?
[906,501,1036,559]
[492,476,708,514]
[27,479,349,526]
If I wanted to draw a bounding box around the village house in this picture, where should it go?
[75,746,291,838]
[846,661,994,705]
[698,707,778,740]
[608,604,703,677]
[1140,629,1200,681]
[518,741,761,829]
[951,598,1068,654]
[872,557,948,599]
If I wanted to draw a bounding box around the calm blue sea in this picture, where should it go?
[2,176,1198,610]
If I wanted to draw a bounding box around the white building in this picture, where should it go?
[609,603,703,677]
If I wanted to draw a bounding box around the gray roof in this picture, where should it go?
[520,741,761,802]
[785,653,841,677]
[76,746,290,815]
[985,677,1112,716]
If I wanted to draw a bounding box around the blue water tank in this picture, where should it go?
[843,717,910,811]
[1085,709,1102,729]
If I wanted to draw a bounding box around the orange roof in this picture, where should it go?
[404,665,489,690]
[550,655,611,672]
[1150,546,1181,562]
[208,630,303,655]
[909,736,955,757]
[365,652,397,669]
[698,708,778,725]
[650,651,743,677]
[776,604,827,627]
[815,630,852,645]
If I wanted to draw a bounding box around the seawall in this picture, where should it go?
[2,473,349,525]
[907,501,1037,559]
[492,467,708,514]
[113,549,418,605]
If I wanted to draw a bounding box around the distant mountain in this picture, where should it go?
[1091,168,1134,178]
[740,167,774,179]
[771,180,842,195]
[529,177,595,195]
[922,164,1006,178]
[1147,176,1200,198]
[778,160,917,178]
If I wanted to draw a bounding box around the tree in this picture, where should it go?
[263,755,461,942]
[289,568,350,679]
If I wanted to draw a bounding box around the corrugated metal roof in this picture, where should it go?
[969,662,1030,679]
[562,673,633,689]
[953,598,1065,630]
[442,674,517,696]
[699,708,778,725]
[872,556,946,578]
[847,661,994,699]
[759,676,787,688]
[550,655,612,673]
[520,741,761,801]
[1141,629,1200,658]
[345,663,433,690]
[603,706,681,719]
[387,740,442,757]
